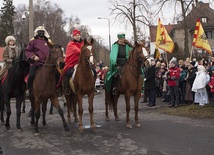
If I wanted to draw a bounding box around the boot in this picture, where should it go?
[112,87,118,95]
[174,103,179,108]
[63,76,70,95]
[169,103,175,108]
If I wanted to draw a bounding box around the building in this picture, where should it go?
[173,2,214,55]
[149,2,214,58]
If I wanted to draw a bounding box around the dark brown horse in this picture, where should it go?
[29,45,69,135]
[105,41,147,128]
[66,38,96,132]
[0,51,30,131]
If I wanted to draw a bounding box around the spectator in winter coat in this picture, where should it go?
[167,60,180,108]
[144,58,156,107]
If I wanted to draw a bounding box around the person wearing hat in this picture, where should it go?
[104,32,133,95]
[25,26,54,93]
[184,61,197,103]
[63,29,84,94]
[192,65,210,106]
[0,36,20,81]
[144,58,157,107]
[167,59,180,108]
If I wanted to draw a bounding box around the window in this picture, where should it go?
[205,31,214,39]
[201,17,208,23]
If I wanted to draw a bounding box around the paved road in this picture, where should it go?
[0,89,214,155]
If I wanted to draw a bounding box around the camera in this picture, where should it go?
[21,14,26,20]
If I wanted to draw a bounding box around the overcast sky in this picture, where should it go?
[1,0,214,47]
[6,0,136,47]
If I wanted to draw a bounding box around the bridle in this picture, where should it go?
[43,46,64,68]
[84,45,94,66]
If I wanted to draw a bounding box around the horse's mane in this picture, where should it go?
[78,39,88,64]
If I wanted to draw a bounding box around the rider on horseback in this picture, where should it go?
[0,36,20,81]
[25,26,54,94]
[104,32,133,95]
[63,29,84,94]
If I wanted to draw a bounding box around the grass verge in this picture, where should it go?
[156,104,214,119]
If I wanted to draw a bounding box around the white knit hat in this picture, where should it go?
[5,36,16,45]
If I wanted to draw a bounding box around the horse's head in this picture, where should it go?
[133,41,149,63]
[82,38,96,66]
[50,45,65,69]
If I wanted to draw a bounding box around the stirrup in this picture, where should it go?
[64,88,70,95]
[112,87,118,95]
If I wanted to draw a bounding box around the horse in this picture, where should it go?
[0,51,30,131]
[29,44,69,135]
[105,41,147,128]
[66,38,96,133]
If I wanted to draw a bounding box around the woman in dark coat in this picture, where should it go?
[144,58,157,107]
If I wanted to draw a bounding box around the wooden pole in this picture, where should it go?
[190,46,194,61]
[165,51,169,69]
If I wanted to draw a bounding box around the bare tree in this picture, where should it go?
[109,0,151,42]
[14,0,70,48]
[152,0,214,58]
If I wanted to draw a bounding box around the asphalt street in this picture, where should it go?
[0,89,214,155]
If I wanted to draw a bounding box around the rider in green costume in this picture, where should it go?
[104,32,133,94]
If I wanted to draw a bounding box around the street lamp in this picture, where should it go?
[97,17,111,52]
[21,0,34,41]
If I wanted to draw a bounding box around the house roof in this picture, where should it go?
[0,47,4,62]
[176,2,214,30]
[149,24,176,42]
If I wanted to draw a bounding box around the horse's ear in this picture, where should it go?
[90,38,94,44]
[134,41,139,47]
[84,38,88,45]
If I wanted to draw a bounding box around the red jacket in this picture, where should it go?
[208,74,214,93]
[167,67,180,86]
[64,40,83,73]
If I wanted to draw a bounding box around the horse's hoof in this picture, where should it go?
[17,128,23,132]
[22,110,25,113]
[67,120,72,124]
[43,124,48,128]
[49,111,53,115]
[34,132,40,136]
[79,127,84,134]
[74,118,79,122]
[64,127,70,132]
[91,124,96,129]
[135,123,141,127]
[115,117,120,121]
[5,125,10,130]
[126,124,132,129]
[105,117,110,122]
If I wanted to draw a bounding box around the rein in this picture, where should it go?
[125,48,145,79]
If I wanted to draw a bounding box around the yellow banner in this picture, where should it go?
[156,18,174,53]
[192,19,212,55]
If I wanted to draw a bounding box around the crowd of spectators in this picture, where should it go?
[142,56,214,107]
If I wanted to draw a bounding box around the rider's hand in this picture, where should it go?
[34,56,39,61]
[7,59,12,63]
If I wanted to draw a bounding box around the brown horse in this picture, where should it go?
[29,45,69,135]
[66,38,96,133]
[105,41,147,128]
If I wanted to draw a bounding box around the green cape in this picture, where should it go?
[104,43,132,92]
